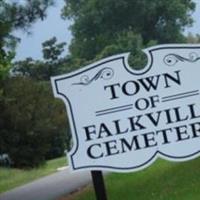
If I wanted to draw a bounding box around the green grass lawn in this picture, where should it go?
[68,158,200,200]
[0,156,67,194]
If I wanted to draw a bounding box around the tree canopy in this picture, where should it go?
[1,77,68,168]
[62,0,195,61]
[0,0,54,79]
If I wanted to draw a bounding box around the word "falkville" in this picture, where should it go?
[84,103,200,159]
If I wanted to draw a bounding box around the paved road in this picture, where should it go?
[0,168,92,200]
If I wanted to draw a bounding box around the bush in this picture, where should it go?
[0,77,70,168]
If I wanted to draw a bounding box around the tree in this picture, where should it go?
[0,0,54,72]
[0,1,56,165]
[96,31,157,69]
[62,0,195,61]
[42,37,66,63]
[0,1,76,168]
[1,77,69,168]
[12,37,67,80]
[0,0,55,110]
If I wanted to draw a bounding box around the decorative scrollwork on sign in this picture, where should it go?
[164,52,200,66]
[73,67,114,86]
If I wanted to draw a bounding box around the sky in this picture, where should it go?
[14,0,200,61]
[13,0,72,61]
[186,0,200,34]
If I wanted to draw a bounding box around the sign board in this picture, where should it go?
[51,44,200,172]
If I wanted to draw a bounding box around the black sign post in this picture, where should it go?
[91,171,108,200]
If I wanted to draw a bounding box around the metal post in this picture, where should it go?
[91,171,108,200]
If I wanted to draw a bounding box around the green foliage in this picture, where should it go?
[0,77,69,168]
[42,37,66,63]
[62,0,195,61]
[13,58,54,80]
[96,31,157,69]
[0,1,71,169]
[12,37,68,80]
[0,0,54,77]
[0,55,12,81]
[12,57,68,81]
[0,0,55,117]
[0,0,54,30]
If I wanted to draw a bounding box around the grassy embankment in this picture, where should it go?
[0,156,67,193]
[64,158,200,200]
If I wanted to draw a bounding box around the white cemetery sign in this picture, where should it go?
[51,44,200,172]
